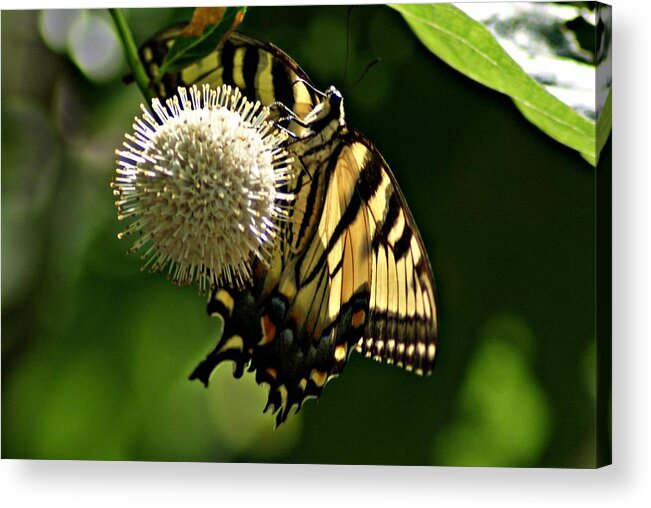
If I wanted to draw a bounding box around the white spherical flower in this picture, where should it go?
[111,84,294,292]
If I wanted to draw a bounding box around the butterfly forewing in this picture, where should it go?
[350,136,438,374]
[140,27,438,426]
[140,29,321,122]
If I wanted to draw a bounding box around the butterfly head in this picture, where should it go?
[324,86,345,127]
[302,85,346,132]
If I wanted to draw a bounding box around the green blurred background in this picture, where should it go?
[2,5,599,467]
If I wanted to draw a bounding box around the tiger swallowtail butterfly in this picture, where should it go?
[140,28,438,426]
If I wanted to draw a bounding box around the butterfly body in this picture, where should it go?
[141,30,438,425]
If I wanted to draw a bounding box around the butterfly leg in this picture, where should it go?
[270,101,312,129]
[275,124,300,140]
[270,100,300,121]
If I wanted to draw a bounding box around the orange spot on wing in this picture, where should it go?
[265,367,277,380]
[259,315,277,345]
[254,260,267,279]
[352,309,366,328]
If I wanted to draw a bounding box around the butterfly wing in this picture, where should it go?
[349,134,438,375]
[140,28,321,121]
[294,131,438,373]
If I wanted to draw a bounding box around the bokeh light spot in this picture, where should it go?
[68,13,123,82]
[432,313,552,467]
[38,9,84,52]
[207,365,302,459]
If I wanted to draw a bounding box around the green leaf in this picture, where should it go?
[390,3,596,166]
[158,7,246,76]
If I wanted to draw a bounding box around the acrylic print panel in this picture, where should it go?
[1,3,611,467]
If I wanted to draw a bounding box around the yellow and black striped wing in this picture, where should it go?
[344,136,438,374]
[140,28,321,121]
[299,132,438,375]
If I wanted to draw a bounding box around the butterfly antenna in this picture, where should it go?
[342,5,355,88]
[292,77,326,98]
[347,57,382,92]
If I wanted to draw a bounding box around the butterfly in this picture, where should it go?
[140,28,438,426]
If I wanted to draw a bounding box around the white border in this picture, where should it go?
[2,0,650,507]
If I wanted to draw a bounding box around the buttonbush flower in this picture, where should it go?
[111,84,294,292]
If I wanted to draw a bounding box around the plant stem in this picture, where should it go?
[109,8,153,102]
